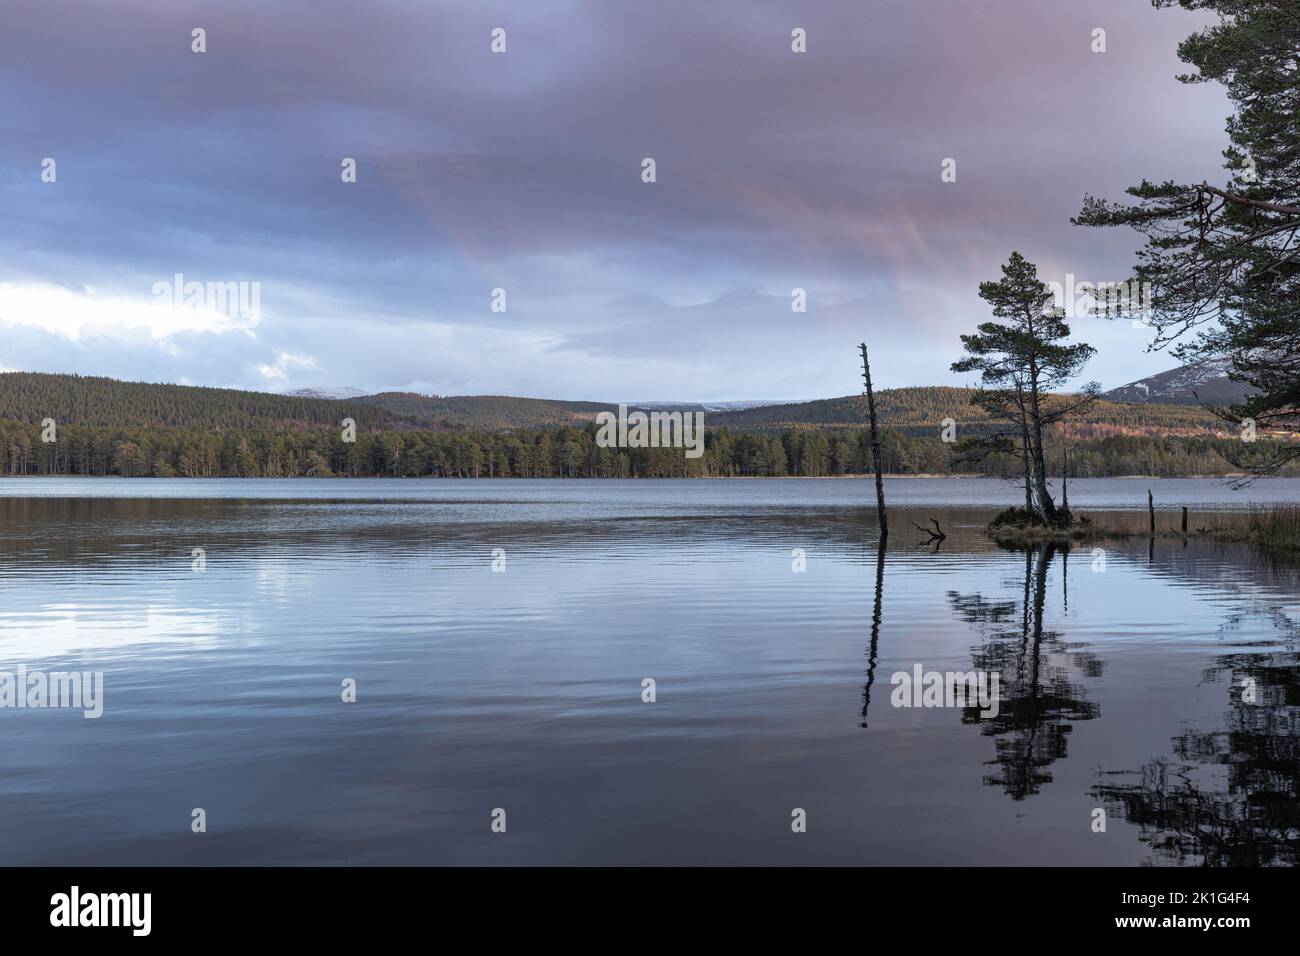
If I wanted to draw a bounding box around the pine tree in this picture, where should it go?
[1073,0,1300,476]
[952,253,1098,522]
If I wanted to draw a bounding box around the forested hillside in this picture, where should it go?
[1,372,1235,435]
[0,373,395,429]
[1,372,1289,479]
[0,373,623,431]
[709,389,1229,436]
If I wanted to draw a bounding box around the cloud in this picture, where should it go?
[0,0,1232,398]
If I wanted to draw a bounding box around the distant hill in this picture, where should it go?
[1103,359,1256,406]
[5,371,1289,480]
[0,374,631,432]
[708,386,1231,437]
[353,393,618,430]
[710,388,978,428]
[0,373,791,432]
[352,394,788,427]
[0,372,395,430]
[0,372,1238,438]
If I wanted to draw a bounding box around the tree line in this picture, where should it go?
[2,418,1292,480]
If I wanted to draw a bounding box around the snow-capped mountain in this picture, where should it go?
[626,400,791,412]
[284,386,369,400]
[1103,359,1255,406]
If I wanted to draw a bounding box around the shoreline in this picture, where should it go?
[987,505,1300,556]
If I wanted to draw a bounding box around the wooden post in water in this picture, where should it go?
[1148,489,1155,534]
[1182,506,1188,534]
[859,343,888,540]
[1061,447,1069,519]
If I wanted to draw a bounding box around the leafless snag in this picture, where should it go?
[911,518,947,542]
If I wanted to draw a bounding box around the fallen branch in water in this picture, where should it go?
[911,518,947,542]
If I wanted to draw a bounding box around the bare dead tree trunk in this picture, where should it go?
[860,343,887,540]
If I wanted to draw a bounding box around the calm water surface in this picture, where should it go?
[1,477,1297,865]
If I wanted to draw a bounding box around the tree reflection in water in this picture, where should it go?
[948,544,1101,800]
[1094,645,1300,866]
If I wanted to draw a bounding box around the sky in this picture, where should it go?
[0,0,1233,401]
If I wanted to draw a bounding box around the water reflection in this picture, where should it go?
[1,486,1298,865]
[939,534,1300,862]
[861,536,886,728]
[949,544,1101,800]
[1094,639,1300,866]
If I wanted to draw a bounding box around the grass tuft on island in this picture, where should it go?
[988,504,1300,555]
[1198,505,1300,555]
[987,507,1111,544]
